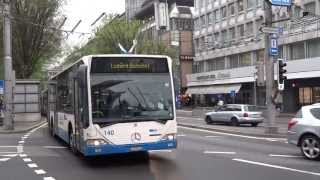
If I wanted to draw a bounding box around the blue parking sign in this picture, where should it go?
[270,38,278,56]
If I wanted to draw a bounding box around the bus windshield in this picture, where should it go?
[90,74,173,123]
[90,57,173,124]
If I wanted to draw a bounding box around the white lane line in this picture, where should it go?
[149,150,173,153]
[44,177,56,180]
[1,154,17,157]
[0,158,10,162]
[0,146,19,147]
[27,163,38,168]
[204,151,236,155]
[179,126,286,142]
[23,158,32,162]
[233,158,320,176]
[35,169,46,175]
[17,146,24,153]
[0,152,17,154]
[177,134,186,137]
[43,146,68,149]
[19,154,27,157]
[205,135,221,138]
[269,154,304,158]
[18,141,25,144]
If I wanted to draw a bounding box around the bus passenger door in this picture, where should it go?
[73,79,82,151]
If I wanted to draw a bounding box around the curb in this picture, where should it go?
[0,121,47,134]
[178,123,287,138]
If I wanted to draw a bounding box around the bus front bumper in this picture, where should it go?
[83,140,177,156]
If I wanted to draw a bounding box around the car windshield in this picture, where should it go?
[90,73,174,124]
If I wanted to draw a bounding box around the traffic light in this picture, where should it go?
[278,59,287,91]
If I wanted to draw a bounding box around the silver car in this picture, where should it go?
[287,104,320,160]
[204,104,264,127]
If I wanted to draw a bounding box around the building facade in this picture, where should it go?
[126,0,194,95]
[125,0,145,20]
[189,0,320,112]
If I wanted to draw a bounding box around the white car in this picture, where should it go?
[205,104,264,127]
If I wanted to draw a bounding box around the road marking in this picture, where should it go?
[35,169,46,175]
[19,154,27,157]
[269,154,303,158]
[0,152,17,154]
[27,163,38,168]
[1,154,17,157]
[149,150,173,153]
[0,146,19,147]
[23,158,32,162]
[18,141,25,144]
[177,134,186,137]
[0,158,10,162]
[44,177,56,180]
[179,126,286,142]
[43,146,67,149]
[205,135,221,138]
[204,151,236,155]
[233,158,320,176]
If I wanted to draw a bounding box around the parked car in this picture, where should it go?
[204,104,264,127]
[287,104,320,160]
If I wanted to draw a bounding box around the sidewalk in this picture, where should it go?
[0,113,47,134]
[177,109,290,138]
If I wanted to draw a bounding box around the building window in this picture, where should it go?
[195,38,200,53]
[208,12,213,25]
[214,32,220,44]
[201,15,206,27]
[216,58,225,70]
[308,39,320,58]
[291,42,305,60]
[238,24,245,37]
[238,0,244,12]
[229,55,239,68]
[229,27,236,39]
[229,3,235,16]
[247,0,256,9]
[221,30,227,43]
[239,52,251,66]
[246,22,253,36]
[221,6,227,18]
[214,9,220,22]
[304,2,316,14]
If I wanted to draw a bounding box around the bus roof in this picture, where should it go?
[50,54,171,80]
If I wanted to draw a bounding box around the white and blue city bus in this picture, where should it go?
[47,54,177,156]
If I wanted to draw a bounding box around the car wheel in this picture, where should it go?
[69,130,78,155]
[251,123,258,127]
[300,135,320,160]
[230,118,239,126]
[205,116,213,124]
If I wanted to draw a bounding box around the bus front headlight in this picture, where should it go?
[86,139,108,146]
[161,134,176,141]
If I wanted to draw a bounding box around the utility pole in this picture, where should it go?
[264,0,278,134]
[3,0,14,130]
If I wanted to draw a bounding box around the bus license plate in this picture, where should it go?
[130,147,142,151]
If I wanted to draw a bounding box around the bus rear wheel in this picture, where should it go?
[69,130,78,155]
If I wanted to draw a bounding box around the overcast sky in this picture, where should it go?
[62,0,125,47]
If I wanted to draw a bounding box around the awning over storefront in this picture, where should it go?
[187,84,242,95]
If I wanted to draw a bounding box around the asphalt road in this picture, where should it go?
[0,122,319,180]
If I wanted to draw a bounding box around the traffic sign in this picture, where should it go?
[262,27,279,34]
[270,37,278,56]
[270,0,292,6]
[0,80,4,95]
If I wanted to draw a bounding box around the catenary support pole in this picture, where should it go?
[3,0,14,130]
[264,0,278,134]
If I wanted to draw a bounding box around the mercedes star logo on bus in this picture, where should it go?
[131,132,142,143]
